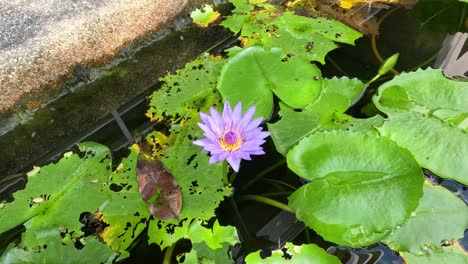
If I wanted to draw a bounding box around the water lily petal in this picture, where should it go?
[226,156,241,172]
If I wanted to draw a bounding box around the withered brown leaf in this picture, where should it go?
[136,158,182,220]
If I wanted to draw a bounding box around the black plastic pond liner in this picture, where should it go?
[255,211,305,249]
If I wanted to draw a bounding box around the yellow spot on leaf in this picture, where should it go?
[27,166,41,177]
[32,197,44,204]
[190,4,221,27]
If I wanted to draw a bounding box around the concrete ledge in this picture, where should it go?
[0,0,190,113]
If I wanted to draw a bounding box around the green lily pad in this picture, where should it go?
[306,77,365,116]
[266,11,361,64]
[221,1,362,63]
[384,183,468,255]
[373,68,468,184]
[147,53,224,122]
[217,46,322,119]
[0,143,116,261]
[0,237,115,264]
[245,242,341,264]
[268,77,382,155]
[287,131,424,247]
[0,143,111,242]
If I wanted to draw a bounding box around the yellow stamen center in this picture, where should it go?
[220,130,242,151]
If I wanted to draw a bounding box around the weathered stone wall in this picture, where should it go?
[0,0,190,114]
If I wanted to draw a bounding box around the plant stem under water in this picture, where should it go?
[239,159,286,193]
[239,194,294,213]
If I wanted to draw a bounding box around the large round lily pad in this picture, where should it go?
[287,131,424,247]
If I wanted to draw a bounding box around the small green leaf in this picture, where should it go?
[220,0,254,34]
[384,183,468,254]
[188,220,239,250]
[265,23,337,64]
[181,220,238,263]
[217,46,322,119]
[287,131,424,247]
[190,4,221,27]
[373,68,468,184]
[265,11,362,62]
[245,242,341,263]
[221,13,250,34]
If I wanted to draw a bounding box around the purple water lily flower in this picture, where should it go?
[193,101,270,172]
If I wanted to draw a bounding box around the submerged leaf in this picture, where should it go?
[400,244,468,264]
[136,158,182,220]
[0,143,110,234]
[384,183,468,255]
[188,220,239,250]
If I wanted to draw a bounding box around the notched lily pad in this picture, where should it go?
[137,159,182,220]
[373,68,468,184]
